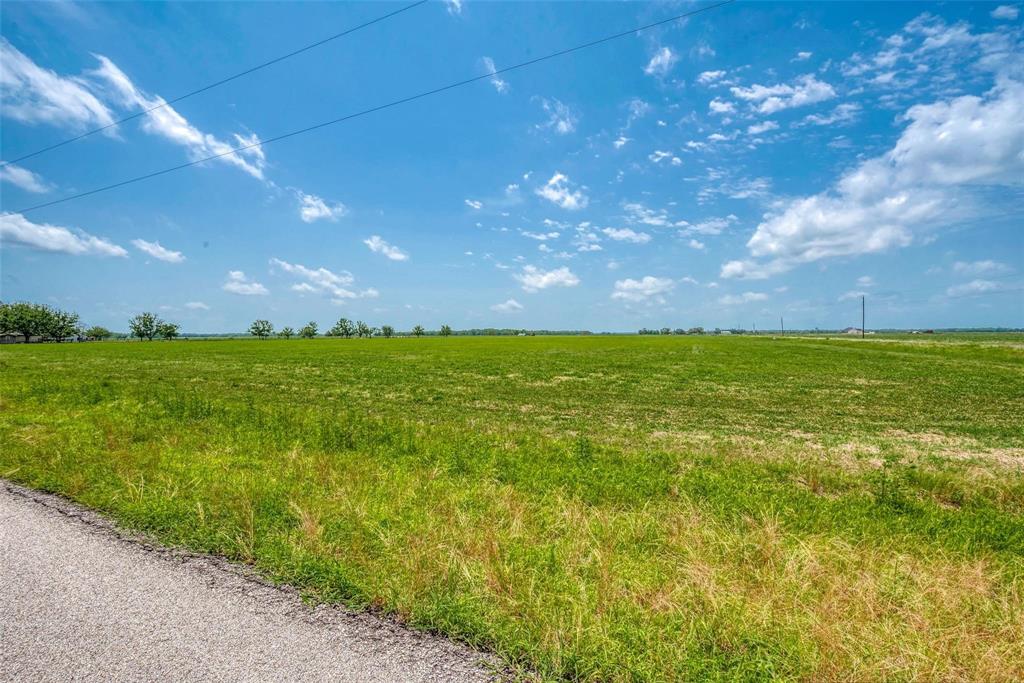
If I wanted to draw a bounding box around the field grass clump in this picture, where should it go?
[1,334,1023,680]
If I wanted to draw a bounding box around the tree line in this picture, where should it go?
[246,318,453,340]
[0,301,110,343]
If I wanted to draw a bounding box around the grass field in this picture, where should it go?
[2,335,1023,681]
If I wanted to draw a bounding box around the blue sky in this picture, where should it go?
[1,1,1022,332]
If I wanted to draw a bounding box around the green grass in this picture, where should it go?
[2,335,1023,681]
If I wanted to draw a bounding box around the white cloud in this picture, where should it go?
[626,98,651,126]
[613,136,631,149]
[747,120,779,135]
[0,39,115,130]
[857,275,876,287]
[730,74,836,114]
[464,199,483,209]
[514,265,580,292]
[794,51,813,61]
[679,214,738,236]
[363,235,408,261]
[724,79,1024,278]
[0,212,126,257]
[222,270,268,296]
[688,239,706,250]
[269,258,376,300]
[297,192,347,222]
[622,201,687,228]
[947,279,1000,296]
[481,56,508,93]
[952,260,1011,276]
[131,238,184,263]
[802,103,861,126]
[611,276,675,302]
[521,230,559,241]
[536,98,578,135]
[991,5,1019,20]
[490,298,523,313]
[90,55,267,179]
[535,172,588,210]
[698,70,726,84]
[602,227,651,244]
[445,0,462,15]
[0,163,51,193]
[708,98,736,114]
[184,301,210,310]
[719,291,768,305]
[839,290,868,302]
[644,47,679,76]
[649,150,682,165]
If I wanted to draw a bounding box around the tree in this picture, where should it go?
[249,319,274,340]
[356,320,371,338]
[330,317,355,338]
[380,324,394,339]
[5,302,48,343]
[299,321,318,339]
[440,324,453,337]
[157,322,180,340]
[279,326,295,339]
[46,309,81,342]
[85,326,112,340]
[129,312,160,341]
[412,325,425,337]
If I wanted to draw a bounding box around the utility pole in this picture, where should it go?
[861,295,865,339]
[780,316,784,335]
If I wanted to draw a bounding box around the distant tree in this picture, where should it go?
[249,319,274,340]
[331,317,355,338]
[299,321,318,339]
[278,326,295,339]
[380,324,394,339]
[412,325,425,337]
[688,326,705,335]
[660,327,671,335]
[440,324,452,337]
[673,328,686,335]
[4,302,47,343]
[356,320,371,338]
[129,312,161,341]
[85,325,113,340]
[42,308,79,342]
[157,321,180,340]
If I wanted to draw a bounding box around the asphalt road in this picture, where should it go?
[0,481,496,682]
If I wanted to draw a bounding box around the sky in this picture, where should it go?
[1,1,1022,333]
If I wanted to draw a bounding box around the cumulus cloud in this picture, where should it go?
[947,279,1000,296]
[708,98,736,114]
[649,150,682,165]
[131,238,184,263]
[0,212,126,257]
[613,136,631,149]
[611,276,674,302]
[747,120,779,135]
[698,70,726,84]
[90,55,267,180]
[953,259,1011,276]
[184,301,210,310]
[730,74,836,113]
[490,298,523,313]
[0,39,115,130]
[445,0,462,15]
[679,214,738,236]
[0,163,51,193]
[719,291,768,305]
[991,5,1019,20]
[723,78,1024,279]
[222,270,268,296]
[802,103,862,126]
[363,235,408,261]
[521,230,559,241]
[297,192,347,222]
[514,265,580,292]
[535,172,588,210]
[464,199,483,209]
[269,258,377,301]
[644,47,678,76]
[481,56,508,93]
[536,98,578,135]
[622,202,687,228]
[794,51,813,61]
[602,227,651,244]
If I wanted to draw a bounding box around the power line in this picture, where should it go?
[9,0,735,215]
[0,0,428,169]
